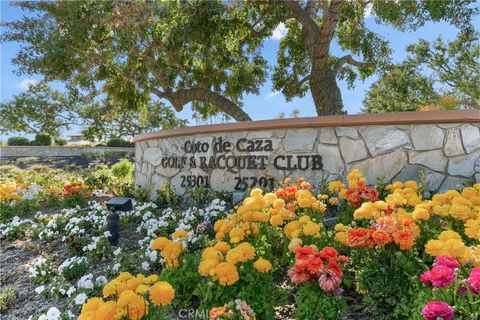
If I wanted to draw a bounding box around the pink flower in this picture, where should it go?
[434,256,460,270]
[287,267,310,285]
[421,301,454,320]
[318,269,342,292]
[430,265,455,288]
[468,267,480,294]
[420,271,432,285]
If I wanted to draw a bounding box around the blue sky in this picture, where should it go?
[0,1,462,138]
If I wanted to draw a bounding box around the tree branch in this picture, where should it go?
[161,88,252,122]
[334,54,375,72]
[282,75,311,95]
[282,0,320,35]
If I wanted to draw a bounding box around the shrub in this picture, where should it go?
[111,159,134,180]
[7,137,30,146]
[106,138,134,147]
[156,184,181,208]
[54,138,67,146]
[33,133,52,146]
[295,281,348,320]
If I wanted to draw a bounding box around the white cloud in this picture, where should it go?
[17,78,38,90]
[265,90,281,100]
[270,23,287,40]
[364,3,373,18]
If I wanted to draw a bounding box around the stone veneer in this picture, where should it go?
[134,113,480,197]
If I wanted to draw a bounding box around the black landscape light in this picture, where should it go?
[105,197,132,246]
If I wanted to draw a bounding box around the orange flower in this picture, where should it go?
[346,228,371,248]
[392,230,414,250]
[371,230,392,246]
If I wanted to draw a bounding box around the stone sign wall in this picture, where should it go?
[134,111,480,197]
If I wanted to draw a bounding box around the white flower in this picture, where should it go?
[35,285,45,295]
[148,250,157,262]
[74,293,87,305]
[66,286,76,298]
[96,276,107,285]
[112,263,120,272]
[141,261,149,270]
[46,307,61,320]
[113,247,122,256]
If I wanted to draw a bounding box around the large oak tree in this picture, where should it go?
[2,1,477,119]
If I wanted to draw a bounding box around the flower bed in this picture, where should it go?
[1,167,479,320]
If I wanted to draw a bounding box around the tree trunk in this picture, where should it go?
[309,66,344,116]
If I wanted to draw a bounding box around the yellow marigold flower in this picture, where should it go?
[425,239,444,257]
[407,195,422,207]
[404,180,418,191]
[250,188,263,198]
[135,284,149,295]
[335,231,347,245]
[273,199,285,209]
[288,238,303,252]
[116,290,147,320]
[438,230,462,241]
[126,275,145,292]
[213,241,231,254]
[320,194,329,200]
[354,202,379,220]
[253,258,272,273]
[386,181,403,191]
[264,192,277,203]
[302,221,321,236]
[284,177,291,184]
[462,187,477,199]
[149,281,174,306]
[474,183,480,190]
[250,223,259,236]
[144,275,159,285]
[450,197,474,221]
[270,214,283,226]
[103,281,117,298]
[172,229,188,240]
[465,218,480,240]
[212,262,239,286]
[328,180,346,192]
[298,215,311,224]
[412,207,430,221]
[284,221,302,239]
[151,237,170,251]
[199,258,219,276]
[334,223,346,232]
[80,297,103,315]
[202,247,223,262]
[96,300,116,320]
[229,227,245,244]
[328,197,339,206]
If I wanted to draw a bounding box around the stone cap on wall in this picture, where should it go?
[133,110,480,142]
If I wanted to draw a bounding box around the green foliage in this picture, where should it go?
[0,200,39,223]
[111,159,134,180]
[0,288,16,313]
[122,186,151,202]
[61,259,88,281]
[156,184,182,209]
[106,138,134,148]
[54,138,67,146]
[33,133,52,146]
[81,100,186,143]
[295,281,348,320]
[184,186,232,208]
[364,31,480,112]
[352,248,426,319]
[160,253,203,310]
[195,265,281,320]
[0,82,76,137]
[7,136,30,146]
